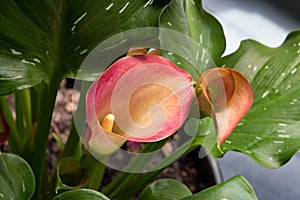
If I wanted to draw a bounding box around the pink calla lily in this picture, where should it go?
[85,54,194,155]
[0,109,9,145]
[196,68,253,148]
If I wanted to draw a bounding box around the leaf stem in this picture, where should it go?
[80,154,106,190]
[15,89,32,137]
[15,89,34,160]
[31,80,60,200]
[114,139,201,199]
[61,119,82,159]
[61,81,91,159]
[102,139,167,198]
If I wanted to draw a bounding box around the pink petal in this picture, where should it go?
[85,55,194,154]
[196,68,253,147]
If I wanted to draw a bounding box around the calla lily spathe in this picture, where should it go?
[84,47,253,155]
[196,68,253,148]
[84,54,194,155]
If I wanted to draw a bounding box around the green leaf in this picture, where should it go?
[218,30,300,168]
[53,189,110,200]
[0,0,165,95]
[182,175,258,200]
[159,0,225,79]
[138,179,192,200]
[0,152,35,200]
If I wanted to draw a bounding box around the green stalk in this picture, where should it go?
[31,80,60,200]
[61,81,91,159]
[21,89,32,134]
[47,121,82,200]
[118,170,162,200]
[15,89,32,137]
[0,96,21,153]
[80,154,106,190]
[75,81,106,190]
[86,162,106,190]
[15,88,34,160]
[61,119,81,159]
[107,173,139,199]
[102,139,167,198]
[15,92,25,136]
[112,138,202,199]
[48,81,91,198]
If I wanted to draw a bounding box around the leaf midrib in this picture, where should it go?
[45,0,69,82]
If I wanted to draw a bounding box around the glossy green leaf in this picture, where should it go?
[0,152,35,200]
[138,179,192,200]
[218,30,300,168]
[159,0,225,78]
[53,189,110,200]
[182,175,258,200]
[0,0,166,95]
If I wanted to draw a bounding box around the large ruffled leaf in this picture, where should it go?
[0,152,35,200]
[218,30,300,168]
[159,0,225,79]
[0,0,166,95]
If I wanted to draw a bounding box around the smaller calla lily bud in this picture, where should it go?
[126,48,161,56]
[126,47,147,56]
[0,109,9,145]
[85,54,194,155]
[147,49,161,56]
[196,68,253,149]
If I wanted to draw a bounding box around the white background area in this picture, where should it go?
[203,0,300,55]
